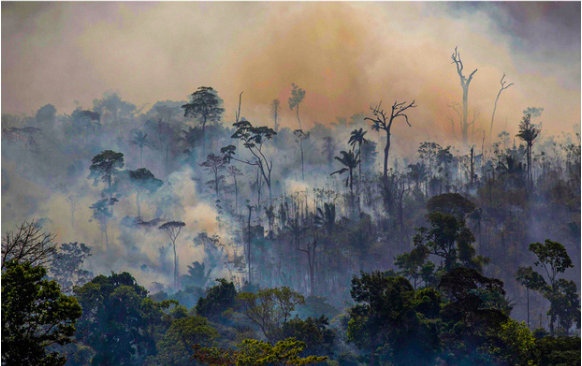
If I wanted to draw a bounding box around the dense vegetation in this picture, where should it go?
[1,60,580,364]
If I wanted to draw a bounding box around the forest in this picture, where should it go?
[1,45,581,364]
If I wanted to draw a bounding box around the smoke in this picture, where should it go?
[2,2,580,149]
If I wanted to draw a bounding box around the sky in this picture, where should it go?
[2,2,580,140]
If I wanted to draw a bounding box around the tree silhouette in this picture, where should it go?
[349,128,369,191]
[129,129,149,167]
[331,150,360,203]
[489,73,514,143]
[288,83,306,130]
[365,100,416,181]
[129,168,162,218]
[294,129,310,181]
[516,114,541,190]
[451,46,478,143]
[158,221,186,288]
[182,86,224,155]
[270,99,281,132]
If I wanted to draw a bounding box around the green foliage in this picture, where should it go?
[192,337,327,366]
[486,320,536,366]
[519,240,580,336]
[414,211,489,273]
[148,315,219,366]
[237,287,305,341]
[2,261,82,365]
[347,271,439,365]
[533,336,581,366]
[74,272,173,365]
[282,316,336,357]
[196,278,237,323]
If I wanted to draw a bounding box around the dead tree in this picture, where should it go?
[365,100,417,181]
[298,237,318,296]
[1,221,56,270]
[235,92,243,123]
[489,73,514,143]
[451,47,478,143]
[270,99,281,132]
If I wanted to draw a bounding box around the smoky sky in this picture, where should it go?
[2,2,580,139]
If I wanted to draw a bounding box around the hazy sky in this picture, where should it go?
[2,2,580,138]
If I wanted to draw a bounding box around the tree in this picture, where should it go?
[50,242,92,295]
[89,199,113,250]
[331,150,360,201]
[288,83,306,130]
[88,150,125,202]
[200,153,230,203]
[348,271,439,366]
[489,73,514,143]
[1,221,56,270]
[426,192,476,219]
[518,240,578,336]
[349,128,369,191]
[314,203,336,236]
[227,120,277,202]
[192,338,327,366]
[394,246,436,289]
[74,272,173,365]
[159,221,186,288]
[236,287,305,341]
[150,315,218,366]
[195,278,237,323]
[129,129,149,167]
[129,168,163,219]
[294,129,310,181]
[2,260,82,366]
[365,100,417,180]
[516,114,541,189]
[227,165,243,215]
[451,46,478,143]
[438,267,510,364]
[515,266,546,329]
[270,99,281,132]
[182,86,225,155]
[413,211,489,273]
[321,136,336,168]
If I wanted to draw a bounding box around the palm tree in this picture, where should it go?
[129,130,149,167]
[331,150,360,200]
[314,203,336,236]
[516,114,541,188]
[349,128,369,191]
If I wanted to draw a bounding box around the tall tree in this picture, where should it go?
[129,168,163,218]
[331,150,360,202]
[159,221,186,288]
[489,73,514,143]
[129,129,149,167]
[451,46,478,143]
[200,153,230,203]
[88,150,125,203]
[516,114,541,189]
[227,120,277,202]
[365,100,417,180]
[518,240,578,336]
[349,128,369,191]
[293,129,310,181]
[270,99,281,132]
[288,83,306,130]
[182,86,225,156]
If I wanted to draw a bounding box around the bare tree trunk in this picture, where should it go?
[173,239,178,288]
[383,131,391,181]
